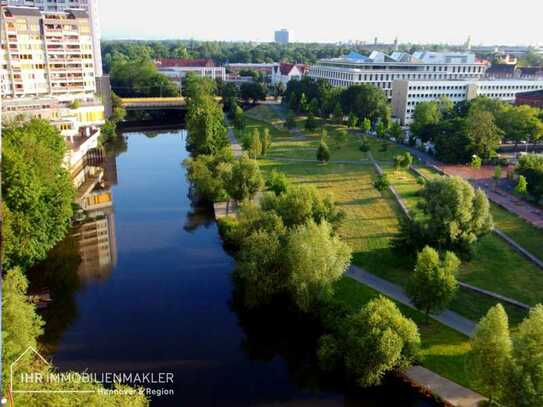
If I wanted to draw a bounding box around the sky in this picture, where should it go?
[98,0,542,46]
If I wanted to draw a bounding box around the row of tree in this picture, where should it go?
[410,96,543,163]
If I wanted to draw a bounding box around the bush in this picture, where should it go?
[373,174,390,192]
[266,170,290,195]
[317,142,331,163]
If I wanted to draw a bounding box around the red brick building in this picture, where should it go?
[516,90,543,108]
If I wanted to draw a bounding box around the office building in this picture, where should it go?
[274,29,292,44]
[155,58,226,87]
[308,51,489,99]
[392,79,543,125]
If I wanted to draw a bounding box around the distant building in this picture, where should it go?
[487,64,543,80]
[516,89,543,108]
[274,29,292,44]
[271,63,308,86]
[309,51,489,99]
[155,58,226,86]
[392,79,543,125]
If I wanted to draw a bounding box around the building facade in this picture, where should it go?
[308,51,489,99]
[155,58,226,87]
[516,90,543,108]
[271,63,307,86]
[392,79,543,125]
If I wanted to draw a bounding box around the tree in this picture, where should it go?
[471,154,482,170]
[360,118,371,135]
[373,174,390,192]
[466,108,503,159]
[299,93,309,113]
[359,137,370,153]
[493,165,502,190]
[186,83,229,156]
[240,81,267,104]
[500,105,543,148]
[517,155,543,201]
[321,128,328,143]
[333,102,343,124]
[2,120,75,269]
[399,176,493,253]
[342,296,420,387]
[261,128,271,156]
[222,155,264,202]
[375,121,387,138]
[249,129,262,159]
[340,84,389,126]
[347,112,358,128]
[266,170,290,195]
[406,246,459,319]
[390,122,404,143]
[305,113,318,131]
[434,118,473,164]
[184,148,233,202]
[261,185,344,228]
[285,221,352,312]
[317,142,331,163]
[410,102,442,141]
[393,153,413,172]
[469,304,512,404]
[515,175,528,197]
[504,305,543,407]
[233,105,246,130]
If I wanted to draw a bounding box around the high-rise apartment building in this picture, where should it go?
[1,0,102,76]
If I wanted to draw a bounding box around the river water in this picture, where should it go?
[35,129,436,406]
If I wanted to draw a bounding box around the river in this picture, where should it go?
[34,128,437,406]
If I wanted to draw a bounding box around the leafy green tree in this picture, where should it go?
[186,83,229,156]
[517,155,543,201]
[434,118,473,163]
[184,148,233,202]
[339,84,389,126]
[390,122,404,143]
[321,128,328,143]
[261,128,272,155]
[504,305,543,407]
[393,153,413,172]
[308,98,320,115]
[285,221,352,312]
[347,112,358,128]
[410,102,442,141]
[343,296,420,387]
[360,118,371,135]
[471,154,482,170]
[261,185,344,228]
[222,155,264,202]
[240,81,267,104]
[399,176,493,253]
[500,105,543,148]
[376,121,387,138]
[233,105,246,130]
[373,174,390,192]
[333,102,343,124]
[317,142,331,163]
[2,120,75,269]
[249,130,262,159]
[359,137,370,153]
[406,246,459,319]
[466,108,503,159]
[469,304,512,404]
[515,175,528,197]
[266,170,290,195]
[299,93,309,113]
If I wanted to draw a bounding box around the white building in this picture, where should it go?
[392,79,543,125]
[308,51,489,99]
[274,29,293,44]
[271,63,307,87]
[155,58,226,87]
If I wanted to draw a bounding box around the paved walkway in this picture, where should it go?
[405,366,486,407]
[347,266,476,337]
[227,127,242,158]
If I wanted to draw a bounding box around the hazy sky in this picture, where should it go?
[98,0,542,45]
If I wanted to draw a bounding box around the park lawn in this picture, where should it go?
[366,136,412,162]
[490,203,543,262]
[244,104,286,126]
[333,277,481,394]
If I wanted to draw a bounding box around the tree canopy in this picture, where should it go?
[2,120,75,269]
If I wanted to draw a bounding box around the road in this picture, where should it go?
[347,265,476,337]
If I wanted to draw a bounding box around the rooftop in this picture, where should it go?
[156,58,216,68]
[318,51,487,65]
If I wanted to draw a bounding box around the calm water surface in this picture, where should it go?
[41,130,436,406]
